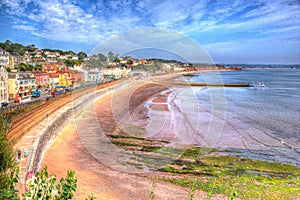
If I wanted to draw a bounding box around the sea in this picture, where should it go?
[182,69,300,166]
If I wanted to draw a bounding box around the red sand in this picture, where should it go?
[41,81,228,200]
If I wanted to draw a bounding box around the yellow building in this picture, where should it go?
[9,55,14,69]
[59,73,72,86]
[8,72,36,100]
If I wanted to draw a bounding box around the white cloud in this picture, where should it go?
[0,0,25,16]
[0,0,299,57]
[91,28,213,63]
[12,24,36,31]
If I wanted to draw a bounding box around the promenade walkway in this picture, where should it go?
[15,101,73,192]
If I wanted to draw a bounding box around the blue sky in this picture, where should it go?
[0,0,299,64]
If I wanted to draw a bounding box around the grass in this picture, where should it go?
[160,155,300,200]
[108,134,147,141]
[111,141,139,146]
[141,146,162,152]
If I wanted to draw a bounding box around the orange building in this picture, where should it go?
[70,70,85,86]
[42,63,58,73]
[42,62,69,73]
[138,59,146,65]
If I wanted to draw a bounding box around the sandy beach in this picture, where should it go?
[41,80,220,199]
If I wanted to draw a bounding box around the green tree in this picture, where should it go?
[107,51,118,62]
[153,61,162,72]
[86,57,106,69]
[17,63,27,72]
[27,64,34,71]
[64,50,76,56]
[5,67,11,72]
[78,52,87,61]
[64,59,75,68]
[127,59,133,65]
[34,64,42,71]
[5,40,12,45]
[28,44,35,49]
[97,53,107,62]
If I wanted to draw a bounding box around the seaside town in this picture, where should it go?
[0,40,238,108]
[1,39,299,200]
[1,0,299,199]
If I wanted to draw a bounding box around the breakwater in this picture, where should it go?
[155,80,250,87]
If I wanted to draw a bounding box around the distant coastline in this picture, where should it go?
[223,64,300,69]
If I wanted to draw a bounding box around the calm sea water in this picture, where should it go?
[187,69,300,166]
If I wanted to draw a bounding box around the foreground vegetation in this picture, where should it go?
[0,112,96,199]
[109,133,300,200]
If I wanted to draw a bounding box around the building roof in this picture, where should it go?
[0,47,6,52]
[49,73,59,78]
[9,52,21,57]
[33,72,50,76]
[8,72,35,79]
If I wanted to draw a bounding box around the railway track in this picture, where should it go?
[8,94,73,141]
[8,79,126,142]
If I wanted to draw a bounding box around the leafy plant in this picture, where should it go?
[188,182,196,200]
[23,166,77,200]
[228,190,238,200]
[150,181,156,200]
[85,193,97,200]
[0,168,19,200]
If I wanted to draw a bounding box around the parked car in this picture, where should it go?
[0,101,8,108]
[32,89,41,97]
[51,89,65,95]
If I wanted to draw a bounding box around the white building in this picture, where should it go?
[0,47,10,67]
[0,66,9,104]
[103,67,131,79]
[72,56,78,60]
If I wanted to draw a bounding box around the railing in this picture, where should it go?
[0,99,44,114]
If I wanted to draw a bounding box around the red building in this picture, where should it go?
[33,73,50,89]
